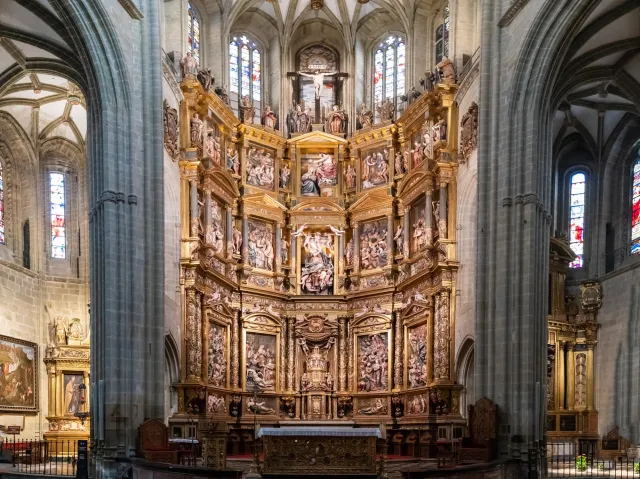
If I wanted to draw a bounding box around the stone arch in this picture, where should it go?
[164,332,180,421]
[455,336,474,417]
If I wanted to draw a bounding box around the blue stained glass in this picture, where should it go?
[569,172,586,268]
[50,172,65,259]
[632,159,640,253]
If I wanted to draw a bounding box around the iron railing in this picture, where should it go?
[1,437,80,476]
[548,442,640,477]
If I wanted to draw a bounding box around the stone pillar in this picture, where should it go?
[290,233,297,269]
[387,215,394,265]
[403,206,411,256]
[347,318,354,391]
[338,317,347,391]
[556,341,565,410]
[230,313,240,389]
[427,296,435,383]
[433,291,450,381]
[242,214,249,265]
[280,318,287,391]
[425,190,433,246]
[287,316,295,391]
[203,190,212,243]
[393,314,403,389]
[275,223,282,273]
[586,343,595,410]
[566,343,576,410]
[338,234,344,276]
[226,206,233,258]
[439,183,448,239]
[353,222,360,273]
[190,180,199,236]
[186,289,202,380]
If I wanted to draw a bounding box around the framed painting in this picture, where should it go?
[0,335,38,412]
[63,373,85,415]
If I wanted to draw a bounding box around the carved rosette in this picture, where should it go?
[186,289,203,379]
[338,317,347,391]
[394,315,403,388]
[230,313,239,389]
[433,291,450,380]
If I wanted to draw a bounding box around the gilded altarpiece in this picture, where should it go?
[172,77,464,446]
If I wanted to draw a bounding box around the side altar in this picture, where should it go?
[258,426,381,476]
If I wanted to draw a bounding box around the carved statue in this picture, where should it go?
[297,70,337,99]
[180,51,198,78]
[288,103,312,134]
[394,152,405,175]
[197,68,214,90]
[163,100,179,159]
[232,224,242,255]
[247,397,275,415]
[377,99,395,122]
[279,164,291,189]
[436,56,456,83]
[345,164,356,189]
[67,317,85,342]
[325,104,347,135]
[54,316,68,345]
[357,103,373,129]
[345,238,354,267]
[394,225,404,255]
[226,146,238,172]
[214,84,229,104]
[459,102,478,163]
[280,238,289,265]
[190,113,204,149]
[205,130,221,165]
[262,105,277,129]
[240,95,255,124]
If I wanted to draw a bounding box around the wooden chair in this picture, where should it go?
[138,418,178,464]
[458,397,498,463]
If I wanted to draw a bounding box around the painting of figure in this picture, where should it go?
[300,154,337,197]
[245,333,276,392]
[300,231,335,295]
[247,220,275,271]
[408,324,427,388]
[359,220,388,270]
[246,146,276,190]
[357,333,388,392]
[361,149,390,189]
[0,336,37,411]
[208,323,226,387]
[64,374,84,414]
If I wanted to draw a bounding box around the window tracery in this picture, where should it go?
[632,156,640,254]
[187,2,201,66]
[373,35,405,120]
[435,3,450,64]
[229,35,261,115]
[569,172,586,268]
[50,172,66,259]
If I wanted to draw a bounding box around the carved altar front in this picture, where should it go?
[170,75,464,448]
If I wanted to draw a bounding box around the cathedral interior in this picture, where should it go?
[0,0,639,478]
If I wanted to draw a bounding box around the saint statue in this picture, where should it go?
[357,103,373,129]
[279,164,291,188]
[197,68,213,90]
[280,238,290,265]
[190,113,204,148]
[394,225,404,255]
[214,84,229,104]
[377,99,395,122]
[180,52,198,78]
[226,146,238,171]
[232,224,242,255]
[345,164,356,189]
[394,151,405,175]
[297,70,337,99]
[262,105,277,129]
[436,56,456,83]
[240,95,255,124]
[325,105,347,135]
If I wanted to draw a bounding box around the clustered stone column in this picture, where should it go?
[230,313,240,389]
[185,289,203,380]
[425,190,433,246]
[287,316,295,391]
[433,290,450,381]
[394,314,403,388]
[280,317,287,391]
[439,183,448,239]
[338,317,347,391]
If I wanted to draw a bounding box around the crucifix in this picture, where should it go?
[287,69,348,124]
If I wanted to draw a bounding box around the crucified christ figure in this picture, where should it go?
[297,70,337,99]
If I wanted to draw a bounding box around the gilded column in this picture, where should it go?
[433,291,450,381]
[190,180,199,236]
[287,316,295,391]
[353,222,360,273]
[393,314,403,389]
[427,295,435,382]
[290,233,297,269]
[242,214,249,265]
[566,342,576,410]
[347,317,354,391]
[230,312,240,389]
[275,223,282,273]
[280,317,287,391]
[439,183,448,239]
[226,206,233,259]
[338,317,347,391]
[425,190,433,246]
[586,343,595,410]
[387,215,394,265]
[403,206,411,257]
[203,190,212,243]
[201,295,209,381]
[186,289,202,380]
[556,341,565,410]
[338,234,344,277]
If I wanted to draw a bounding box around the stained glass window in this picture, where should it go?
[373,36,406,121]
[435,3,450,64]
[632,158,640,254]
[50,172,66,259]
[187,3,201,66]
[569,172,586,268]
[229,35,261,105]
[0,159,4,245]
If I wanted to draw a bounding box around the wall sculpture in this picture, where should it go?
[300,153,337,197]
[208,323,227,387]
[361,149,390,189]
[245,332,277,392]
[357,333,389,392]
[246,146,276,190]
[247,219,275,271]
[359,219,389,270]
[300,231,335,295]
[407,324,428,388]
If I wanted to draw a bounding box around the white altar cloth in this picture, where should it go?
[257,426,381,438]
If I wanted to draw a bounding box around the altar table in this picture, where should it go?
[258,426,381,476]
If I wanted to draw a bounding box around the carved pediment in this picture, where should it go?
[396,169,432,202]
[205,300,235,320]
[400,302,430,322]
[550,236,576,263]
[349,190,394,220]
[294,315,338,341]
[288,131,348,146]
